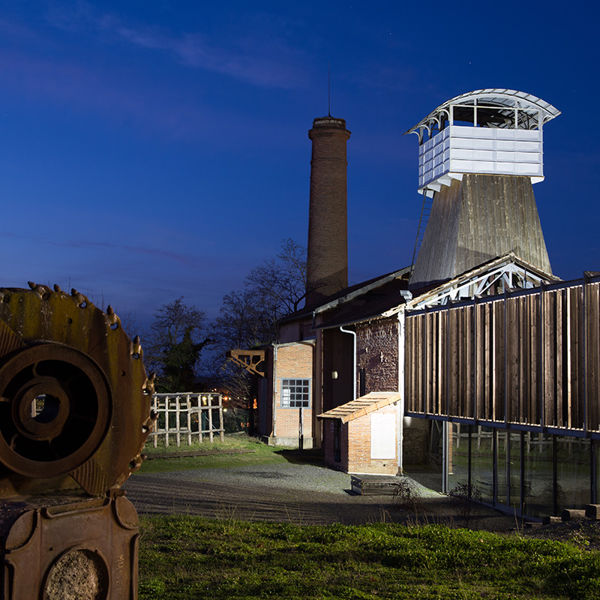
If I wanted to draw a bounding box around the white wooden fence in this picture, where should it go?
[150,392,225,447]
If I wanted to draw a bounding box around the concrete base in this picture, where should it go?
[350,474,401,496]
[561,508,587,521]
[265,435,314,449]
[543,516,562,525]
[585,504,600,520]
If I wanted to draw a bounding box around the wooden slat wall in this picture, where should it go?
[405,280,600,433]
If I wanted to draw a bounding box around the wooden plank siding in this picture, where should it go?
[405,278,600,435]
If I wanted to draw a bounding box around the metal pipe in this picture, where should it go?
[272,345,278,440]
[397,308,406,474]
[339,326,357,401]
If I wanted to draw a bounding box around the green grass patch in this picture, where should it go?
[139,435,288,473]
[139,515,600,599]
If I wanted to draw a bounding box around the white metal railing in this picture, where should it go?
[150,392,224,447]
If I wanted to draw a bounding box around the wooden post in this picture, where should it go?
[153,395,158,448]
[175,395,181,447]
[219,394,225,442]
[208,396,214,443]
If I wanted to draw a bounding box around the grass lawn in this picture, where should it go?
[140,434,289,473]
[139,515,600,599]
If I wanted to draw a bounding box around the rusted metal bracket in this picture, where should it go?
[226,349,266,377]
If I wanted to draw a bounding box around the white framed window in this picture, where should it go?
[281,379,310,408]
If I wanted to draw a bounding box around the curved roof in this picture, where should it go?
[408,89,560,135]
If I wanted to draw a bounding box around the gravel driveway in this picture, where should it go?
[125,461,516,530]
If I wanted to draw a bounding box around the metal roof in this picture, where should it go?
[407,89,561,135]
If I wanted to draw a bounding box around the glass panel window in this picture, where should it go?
[471,426,494,504]
[556,436,590,513]
[523,432,554,518]
[497,430,509,506]
[509,432,522,513]
[448,423,469,494]
[281,379,310,408]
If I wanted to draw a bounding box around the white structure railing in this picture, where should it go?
[150,392,224,447]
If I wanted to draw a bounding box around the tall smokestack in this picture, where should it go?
[306,116,351,307]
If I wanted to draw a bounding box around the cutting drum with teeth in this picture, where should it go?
[0,284,153,496]
[0,283,154,600]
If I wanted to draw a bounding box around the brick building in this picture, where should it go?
[229,91,600,519]
[316,253,557,475]
[256,341,314,447]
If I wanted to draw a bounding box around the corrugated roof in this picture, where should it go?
[407,89,560,135]
[317,391,401,424]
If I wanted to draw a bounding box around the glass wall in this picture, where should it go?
[404,419,444,492]
[448,423,469,493]
[471,426,494,504]
[496,430,508,506]
[407,418,600,520]
[508,432,522,513]
[523,433,554,518]
[556,437,590,512]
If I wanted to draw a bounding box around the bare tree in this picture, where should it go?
[208,239,307,415]
[213,238,306,351]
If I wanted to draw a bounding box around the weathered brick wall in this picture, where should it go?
[273,342,314,442]
[347,405,398,475]
[356,318,399,394]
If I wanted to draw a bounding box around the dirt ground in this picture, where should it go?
[124,460,519,531]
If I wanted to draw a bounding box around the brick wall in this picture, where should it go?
[322,405,399,475]
[356,318,399,394]
[347,405,398,475]
[273,341,314,443]
[306,118,350,306]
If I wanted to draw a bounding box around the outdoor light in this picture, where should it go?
[331,371,338,380]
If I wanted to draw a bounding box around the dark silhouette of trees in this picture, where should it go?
[146,297,212,392]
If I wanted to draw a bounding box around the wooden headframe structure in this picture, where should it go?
[226,349,266,377]
[405,274,600,436]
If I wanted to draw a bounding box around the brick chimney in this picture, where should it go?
[306,116,351,307]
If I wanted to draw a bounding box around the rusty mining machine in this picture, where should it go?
[0,283,154,599]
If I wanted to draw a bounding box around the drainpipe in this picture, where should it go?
[397,307,405,475]
[339,326,357,400]
[272,345,278,442]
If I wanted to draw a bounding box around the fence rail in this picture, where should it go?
[150,392,225,447]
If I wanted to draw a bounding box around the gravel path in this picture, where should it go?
[125,462,516,530]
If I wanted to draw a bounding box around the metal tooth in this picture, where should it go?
[129,454,143,472]
[70,288,88,308]
[131,335,143,358]
[105,305,120,328]
[143,372,157,396]
[28,282,51,299]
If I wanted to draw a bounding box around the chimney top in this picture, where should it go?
[311,116,347,130]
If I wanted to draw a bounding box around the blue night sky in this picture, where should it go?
[0,1,598,332]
